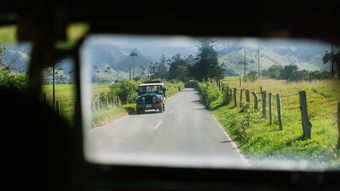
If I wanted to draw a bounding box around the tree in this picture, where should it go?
[168,54,189,81]
[267,64,283,79]
[247,71,258,82]
[149,55,168,80]
[189,38,224,81]
[323,48,340,78]
[280,64,298,80]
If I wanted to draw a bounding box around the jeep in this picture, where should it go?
[135,81,166,114]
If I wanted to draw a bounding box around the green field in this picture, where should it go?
[42,83,110,125]
[198,77,340,168]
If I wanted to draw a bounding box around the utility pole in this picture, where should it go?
[331,42,334,77]
[257,49,261,77]
[243,47,246,77]
[52,65,55,112]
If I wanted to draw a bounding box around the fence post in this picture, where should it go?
[106,97,109,108]
[299,91,312,139]
[269,92,272,124]
[233,88,237,107]
[56,101,60,115]
[252,91,258,109]
[245,90,250,103]
[260,86,263,94]
[240,89,243,107]
[337,102,340,146]
[239,77,242,87]
[276,94,283,130]
[262,91,267,117]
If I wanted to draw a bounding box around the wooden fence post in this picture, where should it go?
[245,90,250,103]
[269,92,272,124]
[260,86,263,94]
[56,101,60,115]
[252,91,258,109]
[239,77,242,87]
[240,89,243,107]
[262,91,267,117]
[299,91,312,139]
[337,102,340,146]
[276,94,283,130]
[233,88,237,107]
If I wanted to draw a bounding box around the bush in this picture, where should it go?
[0,69,28,90]
[108,80,138,104]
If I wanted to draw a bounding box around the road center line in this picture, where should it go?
[153,120,163,130]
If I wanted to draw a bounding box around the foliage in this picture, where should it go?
[0,68,28,90]
[246,71,258,82]
[189,38,224,81]
[167,54,190,82]
[108,80,138,104]
[149,55,168,80]
[323,49,340,77]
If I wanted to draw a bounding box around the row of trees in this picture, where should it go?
[261,64,332,81]
[145,38,224,82]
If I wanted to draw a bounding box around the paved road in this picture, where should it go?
[85,88,247,168]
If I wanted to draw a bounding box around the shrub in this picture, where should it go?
[108,80,138,104]
[0,69,28,90]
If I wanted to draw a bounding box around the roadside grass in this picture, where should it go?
[198,77,340,167]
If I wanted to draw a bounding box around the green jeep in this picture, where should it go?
[135,81,166,114]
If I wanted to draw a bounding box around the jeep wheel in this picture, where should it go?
[163,104,165,111]
[159,105,163,113]
[136,108,140,114]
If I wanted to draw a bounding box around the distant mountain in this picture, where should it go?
[218,39,330,75]
[85,42,128,70]
[1,43,31,73]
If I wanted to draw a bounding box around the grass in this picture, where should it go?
[42,83,110,125]
[199,77,340,168]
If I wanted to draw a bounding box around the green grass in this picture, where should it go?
[198,77,340,167]
[42,83,111,125]
[0,25,16,42]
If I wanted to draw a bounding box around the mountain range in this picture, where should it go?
[1,38,333,82]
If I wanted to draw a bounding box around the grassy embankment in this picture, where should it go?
[195,77,340,167]
[43,81,184,128]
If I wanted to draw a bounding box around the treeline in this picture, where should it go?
[141,38,224,83]
[261,64,332,81]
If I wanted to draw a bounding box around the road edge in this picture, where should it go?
[212,115,250,166]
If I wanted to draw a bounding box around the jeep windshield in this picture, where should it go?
[138,85,163,95]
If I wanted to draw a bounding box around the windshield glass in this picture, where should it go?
[139,85,163,95]
[81,34,340,171]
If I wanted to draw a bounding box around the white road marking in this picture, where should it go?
[153,120,163,130]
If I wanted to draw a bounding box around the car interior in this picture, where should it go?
[1,1,340,190]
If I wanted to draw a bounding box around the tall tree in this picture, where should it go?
[189,38,224,81]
